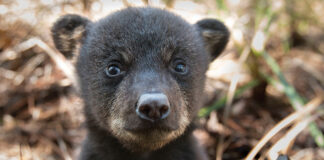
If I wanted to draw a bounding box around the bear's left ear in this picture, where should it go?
[195,19,230,61]
[51,14,91,58]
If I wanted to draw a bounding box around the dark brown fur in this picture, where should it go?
[51,7,229,160]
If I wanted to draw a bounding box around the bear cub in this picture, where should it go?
[52,7,229,160]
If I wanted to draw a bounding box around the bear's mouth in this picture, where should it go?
[109,112,190,151]
[123,121,179,133]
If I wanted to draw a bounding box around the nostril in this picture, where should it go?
[139,105,151,116]
[160,105,168,114]
[159,105,170,119]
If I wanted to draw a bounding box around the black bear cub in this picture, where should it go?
[52,7,229,160]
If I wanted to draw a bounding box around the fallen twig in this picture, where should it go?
[244,96,323,160]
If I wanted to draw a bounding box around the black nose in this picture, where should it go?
[136,93,170,122]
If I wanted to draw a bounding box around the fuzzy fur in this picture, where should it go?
[51,7,229,160]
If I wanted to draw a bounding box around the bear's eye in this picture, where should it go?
[105,64,122,77]
[173,60,188,74]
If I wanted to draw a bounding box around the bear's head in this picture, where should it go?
[52,7,229,152]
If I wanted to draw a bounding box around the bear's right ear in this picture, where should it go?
[51,14,91,58]
[195,19,230,61]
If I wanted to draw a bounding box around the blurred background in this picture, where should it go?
[0,0,324,160]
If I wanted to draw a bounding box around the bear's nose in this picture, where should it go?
[136,93,170,122]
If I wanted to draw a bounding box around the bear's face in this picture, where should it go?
[52,7,229,152]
